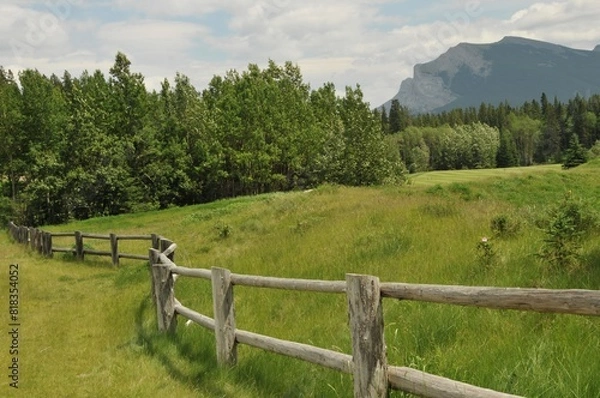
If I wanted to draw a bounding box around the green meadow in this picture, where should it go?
[408,164,562,187]
[2,160,599,397]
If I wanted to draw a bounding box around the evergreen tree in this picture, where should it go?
[380,107,390,134]
[562,134,588,169]
[536,95,562,163]
[496,129,519,168]
[389,99,409,133]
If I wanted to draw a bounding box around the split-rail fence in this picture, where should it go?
[7,221,165,266]
[149,243,600,398]
[7,222,600,397]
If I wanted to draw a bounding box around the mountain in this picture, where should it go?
[383,36,600,114]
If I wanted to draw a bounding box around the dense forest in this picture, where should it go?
[380,94,600,172]
[0,53,402,226]
[1,52,599,226]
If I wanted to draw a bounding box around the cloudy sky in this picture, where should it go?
[2,0,600,106]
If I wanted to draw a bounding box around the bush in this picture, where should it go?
[588,140,600,159]
[491,214,520,238]
[539,192,598,271]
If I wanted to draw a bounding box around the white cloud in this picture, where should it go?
[96,20,206,61]
[1,0,600,106]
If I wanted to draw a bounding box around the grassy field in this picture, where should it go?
[1,160,599,397]
[408,164,562,187]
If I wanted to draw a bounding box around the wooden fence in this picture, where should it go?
[7,221,166,266]
[150,244,600,398]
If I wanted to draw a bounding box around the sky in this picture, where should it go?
[2,0,600,107]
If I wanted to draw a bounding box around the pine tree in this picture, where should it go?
[496,129,518,168]
[562,134,588,169]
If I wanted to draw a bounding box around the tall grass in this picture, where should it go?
[2,160,600,397]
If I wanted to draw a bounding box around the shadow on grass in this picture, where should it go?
[134,296,300,397]
[133,295,337,397]
[133,296,226,395]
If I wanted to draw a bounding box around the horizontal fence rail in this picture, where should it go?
[149,243,600,398]
[380,283,600,316]
[7,221,165,266]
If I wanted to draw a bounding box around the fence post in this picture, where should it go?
[33,229,40,253]
[110,233,119,266]
[41,232,47,256]
[160,238,175,262]
[151,234,160,250]
[19,226,28,244]
[29,228,37,251]
[75,231,84,261]
[346,274,388,398]
[151,258,177,333]
[212,267,237,367]
[44,232,53,258]
[36,229,43,254]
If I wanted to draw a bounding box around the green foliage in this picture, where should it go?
[0,56,406,226]
[539,192,598,271]
[388,99,410,133]
[588,140,600,159]
[0,195,15,227]
[215,222,232,239]
[476,237,496,267]
[491,214,521,238]
[562,134,588,169]
[391,123,499,172]
[506,112,541,166]
[496,129,519,167]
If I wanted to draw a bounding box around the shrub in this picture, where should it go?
[587,140,600,159]
[476,237,496,267]
[491,214,520,238]
[539,192,598,271]
[215,222,231,239]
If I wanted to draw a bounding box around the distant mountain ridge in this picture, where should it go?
[384,36,600,114]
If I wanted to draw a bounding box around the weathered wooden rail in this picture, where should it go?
[150,245,600,398]
[7,221,164,266]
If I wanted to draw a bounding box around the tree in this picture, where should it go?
[108,52,153,210]
[496,129,518,168]
[380,107,390,134]
[18,69,70,225]
[506,113,540,166]
[309,82,346,184]
[338,85,400,185]
[0,67,24,201]
[562,135,588,169]
[536,95,562,163]
[389,99,409,133]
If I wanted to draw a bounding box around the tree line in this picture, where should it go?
[2,52,599,227]
[379,93,600,172]
[0,53,403,226]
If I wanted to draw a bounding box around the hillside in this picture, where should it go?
[384,36,600,113]
[2,162,600,397]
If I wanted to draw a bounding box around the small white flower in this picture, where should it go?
[481,237,488,242]
[185,319,193,327]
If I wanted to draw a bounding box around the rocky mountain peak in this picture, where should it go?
[383,37,600,114]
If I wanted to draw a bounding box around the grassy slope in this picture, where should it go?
[2,160,599,397]
[408,164,561,187]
